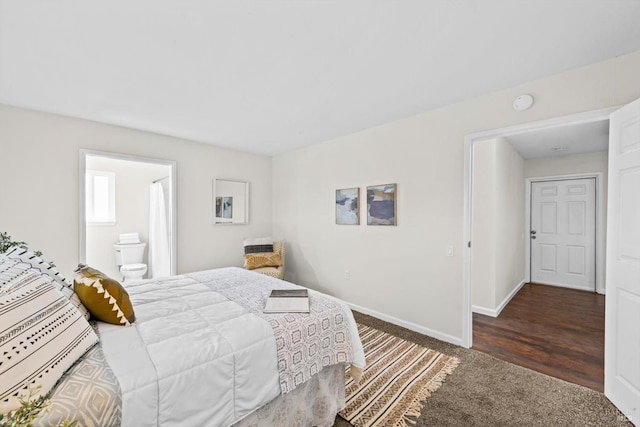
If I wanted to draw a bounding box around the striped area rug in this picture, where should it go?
[340,324,460,427]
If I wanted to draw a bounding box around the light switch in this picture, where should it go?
[446,246,454,257]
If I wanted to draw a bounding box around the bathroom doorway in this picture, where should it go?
[79,150,177,279]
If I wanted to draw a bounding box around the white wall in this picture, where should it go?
[85,156,171,278]
[272,50,640,342]
[525,151,608,180]
[471,139,497,310]
[471,138,525,315]
[494,139,526,308]
[0,105,272,278]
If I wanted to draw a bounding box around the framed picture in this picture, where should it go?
[222,196,233,219]
[367,184,396,225]
[215,197,222,218]
[215,196,233,219]
[213,178,249,225]
[335,188,359,225]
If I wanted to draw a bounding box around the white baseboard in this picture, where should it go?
[472,279,526,318]
[471,305,498,317]
[346,301,463,347]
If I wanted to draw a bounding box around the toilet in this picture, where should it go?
[113,237,147,282]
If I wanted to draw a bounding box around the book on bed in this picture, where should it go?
[264,289,310,313]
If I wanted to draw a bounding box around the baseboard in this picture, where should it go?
[346,301,463,347]
[472,279,526,318]
[471,305,498,317]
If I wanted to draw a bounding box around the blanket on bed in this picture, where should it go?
[187,268,364,393]
[85,267,364,427]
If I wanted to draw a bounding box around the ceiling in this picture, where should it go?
[1,1,639,156]
[506,120,610,159]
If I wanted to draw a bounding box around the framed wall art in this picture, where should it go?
[367,183,396,225]
[335,188,359,225]
[213,178,249,225]
[215,196,233,219]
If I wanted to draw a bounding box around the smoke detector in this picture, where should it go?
[513,94,534,111]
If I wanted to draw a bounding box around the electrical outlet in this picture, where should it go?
[344,270,350,280]
[446,246,454,257]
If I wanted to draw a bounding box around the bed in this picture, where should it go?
[29,267,365,427]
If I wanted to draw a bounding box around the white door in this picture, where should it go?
[530,178,596,291]
[605,98,640,425]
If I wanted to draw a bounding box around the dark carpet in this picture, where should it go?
[333,311,631,427]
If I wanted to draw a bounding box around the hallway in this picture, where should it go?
[472,283,605,392]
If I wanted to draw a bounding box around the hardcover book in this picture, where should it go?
[270,289,308,298]
[264,288,310,313]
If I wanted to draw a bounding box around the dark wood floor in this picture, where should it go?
[472,283,605,392]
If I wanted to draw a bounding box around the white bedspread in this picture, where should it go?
[98,275,280,427]
[98,268,364,427]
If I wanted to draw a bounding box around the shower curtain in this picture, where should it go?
[149,182,171,278]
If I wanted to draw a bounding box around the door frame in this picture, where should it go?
[79,149,178,276]
[462,106,618,348]
[525,174,604,294]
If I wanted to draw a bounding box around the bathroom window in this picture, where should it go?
[86,170,116,225]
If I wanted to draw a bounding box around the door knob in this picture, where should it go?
[530,230,537,235]
[531,235,537,239]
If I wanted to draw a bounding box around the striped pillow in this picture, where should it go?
[3,246,90,320]
[4,246,71,288]
[243,237,274,254]
[0,271,99,414]
[0,257,32,290]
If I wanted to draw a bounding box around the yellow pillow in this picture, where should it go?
[73,264,136,325]
[244,252,282,270]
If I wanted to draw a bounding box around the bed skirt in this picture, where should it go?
[35,342,345,427]
[234,364,345,427]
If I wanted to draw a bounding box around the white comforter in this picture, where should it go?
[98,268,364,427]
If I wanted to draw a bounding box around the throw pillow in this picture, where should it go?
[0,257,30,290]
[73,264,135,325]
[244,252,282,270]
[3,246,90,320]
[0,271,99,414]
[4,246,71,288]
[243,236,274,254]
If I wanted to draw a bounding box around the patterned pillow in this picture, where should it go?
[0,257,31,290]
[243,237,274,254]
[244,252,282,270]
[3,246,90,320]
[5,246,70,288]
[0,271,99,414]
[73,265,135,326]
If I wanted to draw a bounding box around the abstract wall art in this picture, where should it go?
[335,188,359,225]
[367,184,396,225]
[215,196,233,219]
[222,197,233,218]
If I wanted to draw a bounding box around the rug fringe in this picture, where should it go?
[397,356,461,427]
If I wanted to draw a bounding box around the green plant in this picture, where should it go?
[0,387,75,427]
[0,232,47,263]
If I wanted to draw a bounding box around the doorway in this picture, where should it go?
[462,108,613,391]
[79,150,177,278]
[462,106,616,348]
[528,177,598,291]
